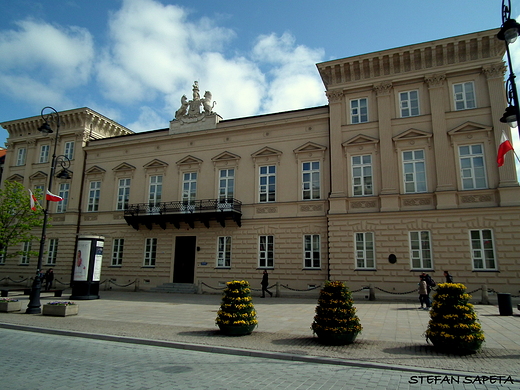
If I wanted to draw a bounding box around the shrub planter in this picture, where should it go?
[0,299,22,312]
[217,323,256,336]
[216,280,258,336]
[42,302,78,317]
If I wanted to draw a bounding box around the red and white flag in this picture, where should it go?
[497,131,514,167]
[29,189,38,211]
[46,190,63,202]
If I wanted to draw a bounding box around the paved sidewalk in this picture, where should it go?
[1,290,519,380]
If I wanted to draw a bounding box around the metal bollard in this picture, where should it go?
[369,283,376,301]
[275,281,280,298]
[481,284,490,305]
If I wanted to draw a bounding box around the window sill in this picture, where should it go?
[109,265,122,268]
[302,268,321,271]
[472,269,499,272]
[141,266,155,268]
[215,267,231,270]
[355,268,377,271]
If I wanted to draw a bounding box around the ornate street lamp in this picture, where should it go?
[498,0,520,129]
[26,107,72,314]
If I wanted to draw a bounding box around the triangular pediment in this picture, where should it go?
[113,162,136,172]
[343,134,379,147]
[448,121,492,136]
[176,155,203,166]
[393,129,432,141]
[143,159,169,169]
[251,147,282,158]
[6,174,23,182]
[293,142,327,154]
[212,151,241,162]
[29,171,48,180]
[85,165,106,175]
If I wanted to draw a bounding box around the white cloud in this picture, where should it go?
[125,106,168,131]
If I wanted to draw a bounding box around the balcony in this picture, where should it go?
[124,198,242,230]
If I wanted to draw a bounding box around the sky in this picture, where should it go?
[0,0,518,153]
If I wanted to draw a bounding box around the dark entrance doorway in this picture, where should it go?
[173,236,196,283]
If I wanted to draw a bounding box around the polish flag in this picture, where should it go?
[497,131,514,167]
[29,190,38,211]
[46,190,63,202]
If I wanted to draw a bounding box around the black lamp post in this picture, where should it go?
[26,107,71,314]
[498,0,520,129]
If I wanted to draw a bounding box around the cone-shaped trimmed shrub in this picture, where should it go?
[425,283,484,354]
[216,280,258,336]
[311,281,362,345]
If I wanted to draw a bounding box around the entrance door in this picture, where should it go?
[173,236,196,283]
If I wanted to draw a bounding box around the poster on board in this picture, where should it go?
[74,240,91,281]
[93,241,104,282]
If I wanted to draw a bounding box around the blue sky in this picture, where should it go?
[0,0,515,148]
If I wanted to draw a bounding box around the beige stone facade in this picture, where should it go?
[1,29,520,295]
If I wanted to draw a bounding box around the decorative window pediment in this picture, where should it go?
[29,171,48,181]
[85,166,106,175]
[6,174,23,183]
[176,155,202,172]
[343,134,379,154]
[113,162,136,178]
[393,129,432,141]
[251,147,282,164]
[144,159,169,169]
[293,142,327,159]
[448,121,492,144]
[212,151,240,168]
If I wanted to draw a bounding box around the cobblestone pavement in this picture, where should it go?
[1,327,518,390]
[0,290,519,383]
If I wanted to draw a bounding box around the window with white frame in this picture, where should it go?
[409,231,432,269]
[459,144,487,190]
[39,145,50,163]
[355,232,375,269]
[143,238,157,266]
[182,172,197,211]
[16,148,26,166]
[350,98,368,124]
[46,239,58,265]
[20,241,31,265]
[148,175,162,205]
[453,82,476,110]
[112,238,124,266]
[64,141,75,160]
[87,181,101,212]
[470,229,496,270]
[304,234,320,268]
[56,183,70,213]
[116,178,131,210]
[403,150,427,193]
[259,235,274,268]
[302,161,320,200]
[399,90,419,117]
[259,165,276,202]
[352,155,373,196]
[219,169,235,202]
[217,236,231,267]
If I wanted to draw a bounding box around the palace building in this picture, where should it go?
[1,29,519,295]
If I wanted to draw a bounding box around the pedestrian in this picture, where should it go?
[418,275,430,310]
[260,270,273,298]
[443,270,453,283]
[44,268,54,291]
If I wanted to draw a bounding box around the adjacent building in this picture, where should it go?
[1,29,519,295]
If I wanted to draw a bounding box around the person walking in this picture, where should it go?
[260,270,273,298]
[418,275,430,310]
[44,268,54,291]
[444,271,453,283]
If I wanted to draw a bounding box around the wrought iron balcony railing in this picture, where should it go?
[123,198,242,230]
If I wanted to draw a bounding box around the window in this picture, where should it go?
[352,155,373,196]
[304,234,320,268]
[144,238,157,266]
[116,178,131,210]
[454,82,476,110]
[399,90,419,117]
[87,181,101,212]
[20,241,31,265]
[259,235,274,268]
[46,239,58,265]
[403,150,426,193]
[112,238,124,266]
[39,145,50,163]
[56,183,70,213]
[217,236,231,267]
[259,165,276,202]
[459,144,487,190]
[148,175,162,205]
[470,229,496,270]
[409,231,432,269]
[64,141,75,160]
[355,232,375,269]
[219,169,235,201]
[182,172,197,212]
[350,98,368,124]
[16,148,26,166]
[302,161,320,200]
